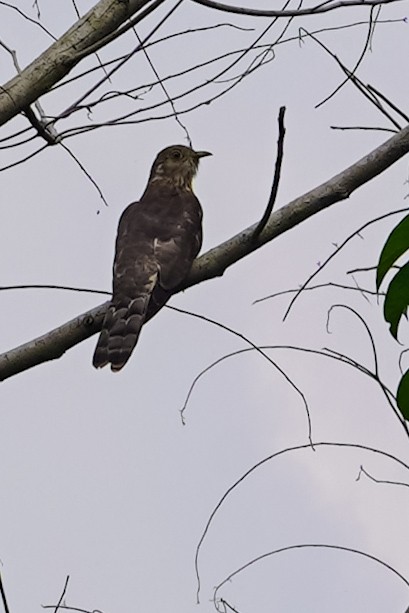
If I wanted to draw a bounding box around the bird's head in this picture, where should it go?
[148,145,212,190]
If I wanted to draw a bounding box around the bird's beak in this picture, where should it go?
[195,150,212,158]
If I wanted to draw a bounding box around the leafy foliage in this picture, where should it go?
[377,214,409,291]
[377,213,409,419]
[397,369,409,420]
[383,262,409,340]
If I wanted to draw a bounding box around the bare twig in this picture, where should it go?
[0,0,56,39]
[282,206,409,321]
[0,284,109,296]
[0,571,10,613]
[58,0,184,120]
[357,465,409,487]
[0,125,31,143]
[299,28,402,130]
[0,132,37,149]
[315,6,377,108]
[33,0,41,19]
[132,29,192,145]
[194,440,409,601]
[325,304,409,438]
[50,19,398,97]
[347,264,400,274]
[168,305,313,444]
[190,0,404,18]
[54,576,70,613]
[58,0,291,127]
[367,83,409,123]
[220,600,242,613]
[179,343,376,420]
[253,106,286,240]
[330,125,398,133]
[0,143,48,171]
[59,142,109,207]
[42,604,104,613]
[253,281,383,304]
[213,543,409,608]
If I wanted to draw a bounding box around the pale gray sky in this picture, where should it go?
[0,1,409,612]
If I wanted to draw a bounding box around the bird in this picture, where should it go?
[93,144,211,372]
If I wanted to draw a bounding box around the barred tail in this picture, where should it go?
[93,295,150,372]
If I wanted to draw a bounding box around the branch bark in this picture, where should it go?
[1,124,409,381]
[0,0,153,127]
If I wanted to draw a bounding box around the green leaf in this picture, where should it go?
[383,261,409,339]
[397,369,409,421]
[376,214,409,290]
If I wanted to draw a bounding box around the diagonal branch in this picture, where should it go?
[1,123,409,381]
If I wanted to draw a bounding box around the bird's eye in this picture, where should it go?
[171,150,182,159]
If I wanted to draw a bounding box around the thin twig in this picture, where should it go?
[315,6,376,108]
[330,125,398,134]
[253,106,286,240]
[50,19,398,95]
[367,83,409,123]
[59,142,109,207]
[58,0,291,126]
[179,343,375,420]
[0,0,56,39]
[191,0,404,17]
[299,27,402,130]
[0,571,10,613]
[0,144,48,171]
[58,0,183,120]
[213,543,409,608]
[347,265,400,274]
[168,305,313,444]
[132,29,192,145]
[357,465,409,488]
[220,600,242,613]
[254,281,383,304]
[54,576,70,613]
[282,207,409,321]
[195,441,409,602]
[0,284,109,296]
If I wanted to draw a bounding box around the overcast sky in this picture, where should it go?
[0,1,409,612]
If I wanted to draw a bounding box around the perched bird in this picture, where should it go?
[93,144,211,371]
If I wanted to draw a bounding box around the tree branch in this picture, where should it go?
[190,0,403,18]
[252,106,286,241]
[0,0,154,127]
[1,123,409,381]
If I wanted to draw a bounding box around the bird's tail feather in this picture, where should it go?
[93,291,153,371]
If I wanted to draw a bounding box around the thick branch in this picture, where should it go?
[0,0,152,127]
[1,124,409,381]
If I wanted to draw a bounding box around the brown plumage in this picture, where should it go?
[93,144,211,372]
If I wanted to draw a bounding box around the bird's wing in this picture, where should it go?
[153,231,201,290]
[146,196,202,320]
[93,202,159,371]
